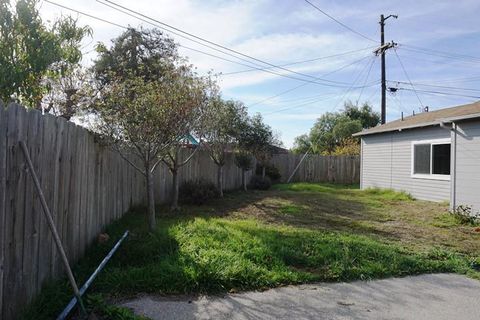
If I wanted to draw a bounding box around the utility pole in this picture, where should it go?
[376,14,398,124]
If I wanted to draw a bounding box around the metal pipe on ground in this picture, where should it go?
[57,230,129,320]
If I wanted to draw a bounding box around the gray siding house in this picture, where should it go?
[353,102,480,213]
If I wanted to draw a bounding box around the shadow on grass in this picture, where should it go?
[21,184,477,320]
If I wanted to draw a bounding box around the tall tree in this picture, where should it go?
[160,72,213,211]
[202,98,247,197]
[292,101,380,155]
[94,27,177,85]
[92,28,195,230]
[234,151,254,191]
[0,0,90,107]
[238,113,279,180]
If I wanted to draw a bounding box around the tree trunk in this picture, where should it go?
[171,168,179,210]
[217,165,224,197]
[242,169,247,191]
[146,167,156,230]
[262,166,266,181]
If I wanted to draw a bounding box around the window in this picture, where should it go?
[412,139,451,179]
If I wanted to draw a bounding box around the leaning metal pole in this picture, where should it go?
[20,141,88,317]
[57,230,129,320]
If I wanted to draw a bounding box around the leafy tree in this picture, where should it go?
[0,0,90,107]
[202,98,247,197]
[292,101,379,155]
[234,151,254,191]
[330,137,361,156]
[344,100,380,128]
[160,73,214,211]
[292,134,311,154]
[94,27,177,85]
[92,28,196,230]
[238,113,279,180]
[332,118,362,142]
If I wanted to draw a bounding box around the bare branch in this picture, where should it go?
[179,147,199,167]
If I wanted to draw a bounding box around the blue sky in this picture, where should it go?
[40,0,480,147]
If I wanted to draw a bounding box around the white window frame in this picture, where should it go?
[411,138,451,181]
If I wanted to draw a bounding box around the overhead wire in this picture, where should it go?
[303,0,377,43]
[248,54,375,108]
[45,0,368,89]
[400,44,480,63]
[221,46,376,76]
[388,80,480,93]
[393,48,424,108]
[98,0,361,85]
[355,56,377,105]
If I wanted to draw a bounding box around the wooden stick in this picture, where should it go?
[20,141,87,316]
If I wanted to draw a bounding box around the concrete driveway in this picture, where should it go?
[121,274,480,320]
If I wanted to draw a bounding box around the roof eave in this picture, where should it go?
[352,121,441,137]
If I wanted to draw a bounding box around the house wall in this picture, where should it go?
[453,120,480,214]
[361,126,451,201]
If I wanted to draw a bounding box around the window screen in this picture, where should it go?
[414,144,431,174]
[432,144,451,175]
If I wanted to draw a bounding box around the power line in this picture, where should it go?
[331,55,377,112]
[392,87,480,100]
[248,54,374,107]
[222,46,376,76]
[98,0,354,85]
[303,0,377,43]
[355,56,377,104]
[401,44,480,63]
[388,80,480,93]
[393,48,424,108]
[45,0,361,89]
[263,93,339,115]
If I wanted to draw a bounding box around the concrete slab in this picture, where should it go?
[121,274,480,320]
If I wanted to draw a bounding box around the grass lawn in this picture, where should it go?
[23,183,480,319]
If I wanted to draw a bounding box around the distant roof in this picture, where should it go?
[353,101,480,137]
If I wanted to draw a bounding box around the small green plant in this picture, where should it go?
[450,205,480,225]
[179,178,219,205]
[250,175,272,190]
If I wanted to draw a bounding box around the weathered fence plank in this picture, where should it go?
[0,104,254,319]
[272,153,360,184]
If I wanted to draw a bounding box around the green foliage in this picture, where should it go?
[180,179,219,205]
[450,205,480,226]
[292,101,380,155]
[92,28,208,229]
[329,138,361,156]
[203,98,248,166]
[238,113,280,166]
[250,175,272,190]
[0,0,90,106]
[234,151,254,171]
[94,27,177,84]
[255,163,281,182]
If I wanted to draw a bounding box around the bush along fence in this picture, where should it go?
[0,103,250,320]
[272,153,360,184]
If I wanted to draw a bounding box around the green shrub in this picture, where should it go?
[179,179,219,205]
[450,205,480,225]
[249,175,272,190]
[256,163,281,182]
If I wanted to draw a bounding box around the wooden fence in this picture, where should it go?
[0,103,250,319]
[272,153,360,184]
